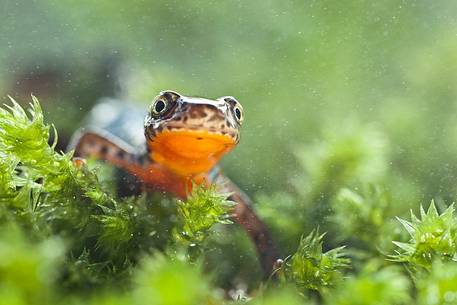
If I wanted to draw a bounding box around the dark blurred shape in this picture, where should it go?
[9,53,122,100]
[10,61,61,99]
[7,53,123,151]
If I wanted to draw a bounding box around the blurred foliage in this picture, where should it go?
[2,0,457,203]
[323,263,411,305]
[3,0,457,303]
[250,287,310,305]
[0,224,64,305]
[330,185,398,256]
[416,260,457,305]
[133,255,221,305]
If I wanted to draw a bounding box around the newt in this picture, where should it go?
[70,90,279,275]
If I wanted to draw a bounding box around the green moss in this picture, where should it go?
[5,97,457,304]
[279,229,350,293]
[392,201,457,271]
[175,184,234,244]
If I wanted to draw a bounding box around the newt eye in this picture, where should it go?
[150,90,181,118]
[234,105,243,123]
[151,99,168,116]
[221,96,244,125]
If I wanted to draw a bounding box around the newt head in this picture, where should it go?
[144,90,244,177]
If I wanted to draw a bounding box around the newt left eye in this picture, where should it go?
[221,96,244,125]
[234,105,243,123]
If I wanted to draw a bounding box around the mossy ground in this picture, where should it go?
[2,98,457,305]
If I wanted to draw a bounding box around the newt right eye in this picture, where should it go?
[151,99,168,116]
[150,91,181,118]
[154,100,166,113]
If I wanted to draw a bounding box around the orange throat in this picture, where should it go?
[148,130,236,177]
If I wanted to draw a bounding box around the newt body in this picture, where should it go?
[70,90,278,275]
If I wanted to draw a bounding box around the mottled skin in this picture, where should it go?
[71,90,279,275]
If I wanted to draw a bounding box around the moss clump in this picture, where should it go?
[278,229,349,293]
[392,201,457,271]
[5,97,457,304]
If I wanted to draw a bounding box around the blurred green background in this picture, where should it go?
[2,0,457,284]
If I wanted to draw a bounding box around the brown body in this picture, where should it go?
[72,91,279,275]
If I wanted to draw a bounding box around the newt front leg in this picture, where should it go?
[213,172,279,275]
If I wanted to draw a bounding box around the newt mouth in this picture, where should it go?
[147,130,236,176]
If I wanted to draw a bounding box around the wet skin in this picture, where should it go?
[72,90,279,276]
